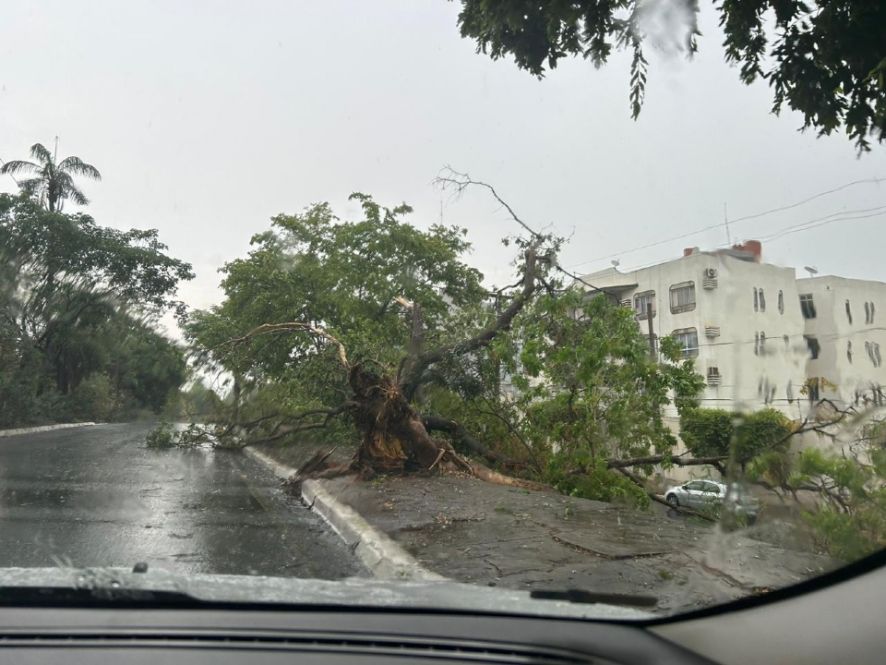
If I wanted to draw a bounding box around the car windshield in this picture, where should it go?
[0,0,884,620]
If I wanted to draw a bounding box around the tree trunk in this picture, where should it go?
[348,363,449,472]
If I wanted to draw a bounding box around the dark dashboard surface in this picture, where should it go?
[0,606,714,665]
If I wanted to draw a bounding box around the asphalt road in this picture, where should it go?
[0,423,364,579]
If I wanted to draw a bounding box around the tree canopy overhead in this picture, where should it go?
[453,0,886,150]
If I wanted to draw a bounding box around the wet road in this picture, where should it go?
[0,423,364,578]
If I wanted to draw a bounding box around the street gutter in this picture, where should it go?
[242,446,443,582]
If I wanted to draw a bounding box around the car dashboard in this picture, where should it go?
[0,606,710,665]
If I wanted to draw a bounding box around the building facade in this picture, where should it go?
[578,242,886,481]
[796,276,886,408]
[580,242,810,420]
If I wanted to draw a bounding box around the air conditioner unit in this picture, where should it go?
[705,325,721,338]
[702,268,718,290]
[707,367,721,387]
[620,298,632,308]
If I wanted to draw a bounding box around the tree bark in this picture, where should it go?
[349,363,451,472]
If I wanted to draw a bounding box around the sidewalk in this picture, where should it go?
[0,422,97,438]
[256,442,835,615]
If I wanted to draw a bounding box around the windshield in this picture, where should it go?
[0,0,883,619]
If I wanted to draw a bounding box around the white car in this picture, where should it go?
[665,479,760,521]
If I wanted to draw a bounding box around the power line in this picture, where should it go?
[567,176,886,271]
[614,205,886,274]
[760,209,886,244]
[728,177,886,225]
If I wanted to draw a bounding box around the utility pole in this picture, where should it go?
[646,303,656,359]
[493,293,502,399]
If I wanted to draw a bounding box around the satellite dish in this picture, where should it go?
[804,266,819,278]
[611,259,620,270]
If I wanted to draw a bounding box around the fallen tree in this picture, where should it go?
[185,176,716,498]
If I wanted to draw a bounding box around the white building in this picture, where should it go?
[580,241,809,419]
[578,242,886,481]
[796,276,886,408]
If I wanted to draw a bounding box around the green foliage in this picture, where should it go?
[0,141,101,212]
[145,422,176,449]
[68,374,117,422]
[749,442,886,562]
[493,291,703,497]
[546,454,649,508]
[0,192,191,427]
[803,500,886,562]
[680,408,735,457]
[734,409,794,462]
[681,407,792,463]
[796,445,886,561]
[187,194,704,508]
[746,449,793,488]
[454,0,885,150]
[186,194,488,439]
[170,381,224,420]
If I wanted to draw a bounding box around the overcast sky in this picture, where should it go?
[2,1,885,336]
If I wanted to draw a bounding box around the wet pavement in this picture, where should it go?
[0,423,365,578]
[319,471,835,614]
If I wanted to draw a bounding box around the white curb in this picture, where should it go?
[0,422,97,438]
[243,446,443,581]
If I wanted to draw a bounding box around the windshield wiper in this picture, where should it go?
[0,586,201,608]
[530,589,658,608]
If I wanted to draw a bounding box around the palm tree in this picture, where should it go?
[0,141,101,212]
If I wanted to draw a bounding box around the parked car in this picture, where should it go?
[665,479,760,523]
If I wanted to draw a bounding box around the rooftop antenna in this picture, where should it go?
[611,259,620,271]
[723,202,732,246]
[804,266,819,278]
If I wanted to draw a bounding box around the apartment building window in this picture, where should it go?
[670,282,696,314]
[848,340,853,363]
[864,302,870,324]
[759,288,766,312]
[871,302,876,324]
[634,290,655,319]
[804,335,820,360]
[672,327,699,358]
[866,341,882,367]
[754,331,767,355]
[778,290,784,314]
[753,287,758,312]
[846,299,853,324]
[807,378,821,403]
[799,293,817,319]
